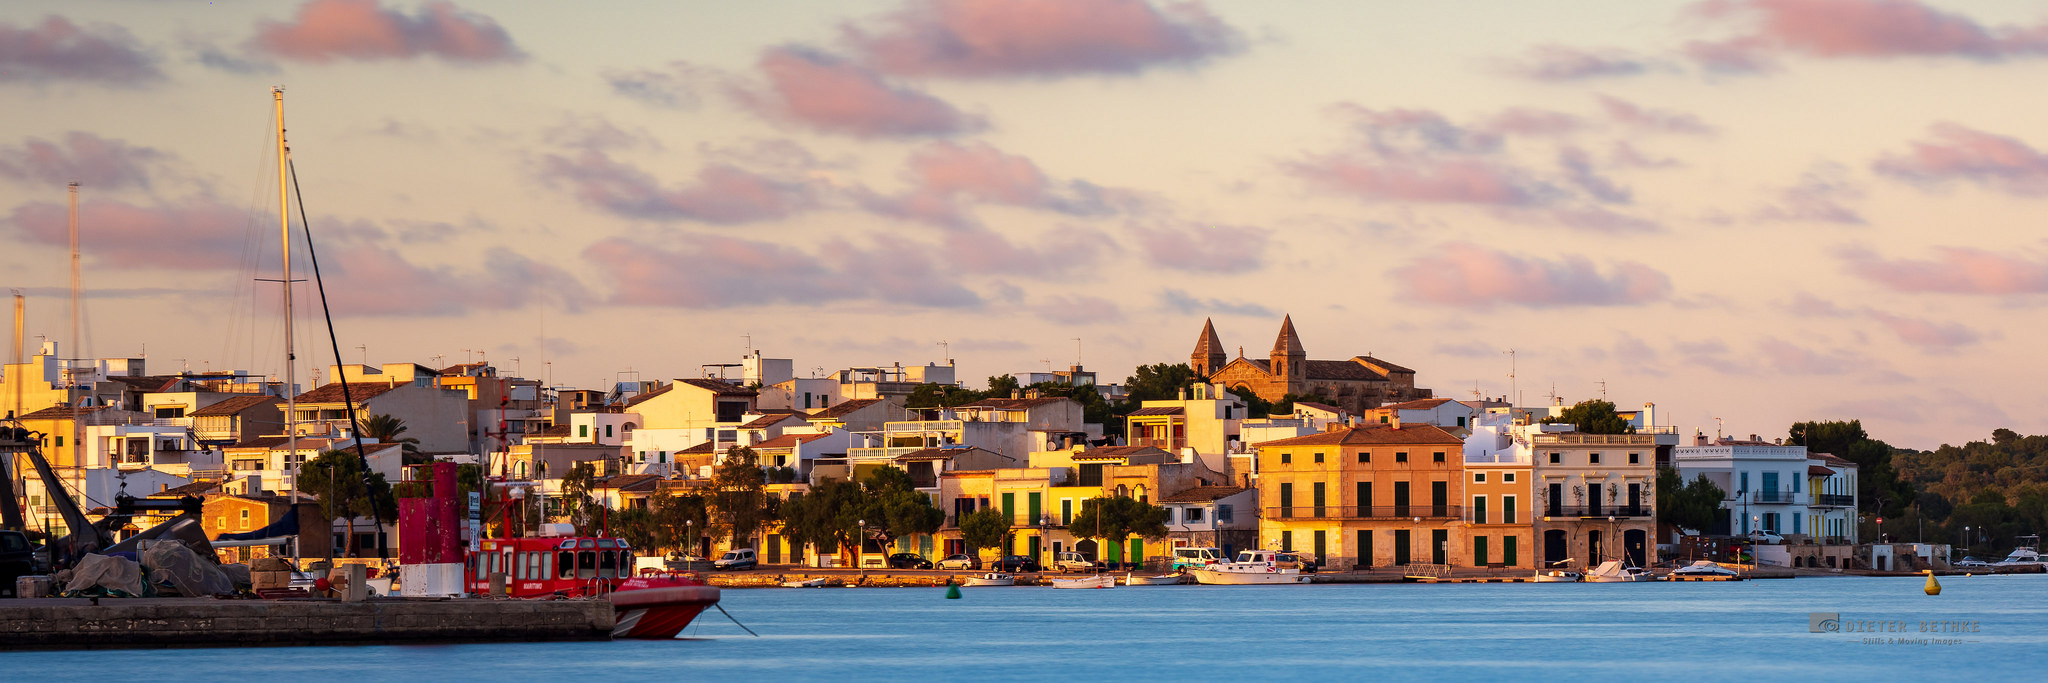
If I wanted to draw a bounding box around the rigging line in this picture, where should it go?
[714,603,759,637]
[287,156,368,468]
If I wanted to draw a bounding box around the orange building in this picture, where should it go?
[1254,422,1466,570]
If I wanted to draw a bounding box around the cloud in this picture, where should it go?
[1129,222,1269,273]
[1864,310,1982,349]
[583,235,981,309]
[859,141,1123,227]
[1431,341,1504,358]
[250,0,524,64]
[1755,336,1863,375]
[941,225,1111,276]
[604,61,716,109]
[1289,154,1544,205]
[0,132,166,190]
[0,16,162,86]
[1681,37,1782,74]
[845,0,1243,78]
[1498,45,1658,81]
[538,150,812,224]
[1872,123,2048,196]
[1557,147,1631,204]
[1691,0,2048,62]
[1597,96,1714,135]
[1030,295,1122,325]
[4,197,249,269]
[1483,108,1588,137]
[1754,164,1865,224]
[320,245,585,317]
[1783,291,1854,317]
[1497,206,1663,234]
[1841,246,2048,295]
[736,45,983,138]
[1394,242,1673,309]
[1158,289,1274,318]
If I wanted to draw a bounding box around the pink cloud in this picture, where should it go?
[1755,336,1861,375]
[1498,45,1656,81]
[1692,0,2048,61]
[1394,243,1672,308]
[942,226,1110,276]
[1129,223,1268,273]
[1872,123,2048,196]
[319,245,584,317]
[1754,165,1865,224]
[1842,246,2048,294]
[5,198,248,269]
[1484,108,1588,137]
[1497,206,1663,234]
[0,132,165,190]
[738,45,983,138]
[1333,105,1504,154]
[1289,154,1542,205]
[1597,96,1715,135]
[1031,295,1123,325]
[860,142,1121,227]
[583,235,981,309]
[250,0,523,64]
[1864,311,1981,349]
[846,0,1242,78]
[539,150,812,224]
[1682,37,1782,74]
[0,16,161,85]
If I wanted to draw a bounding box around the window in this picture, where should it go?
[1185,507,1204,523]
[1280,452,1291,465]
[1473,472,1486,483]
[1217,504,1233,523]
[1628,452,1640,464]
[1589,452,1601,465]
[1472,495,1488,524]
[1357,451,1370,463]
[1061,499,1074,525]
[155,406,185,419]
[239,509,251,529]
[1279,483,1294,518]
[1313,452,1324,463]
[1395,451,1408,463]
[1356,480,1372,515]
[1502,495,1517,524]
[578,425,588,438]
[1433,451,1445,463]
[604,424,613,438]
[1504,472,1515,483]
[1548,452,1560,464]
[55,436,64,447]
[1456,416,1467,428]
[1280,530,1293,552]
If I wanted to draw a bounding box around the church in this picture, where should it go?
[1192,315,1433,415]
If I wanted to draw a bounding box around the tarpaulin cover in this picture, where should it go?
[63,553,144,597]
[219,562,252,589]
[142,541,235,597]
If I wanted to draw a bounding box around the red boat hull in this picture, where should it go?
[610,584,722,639]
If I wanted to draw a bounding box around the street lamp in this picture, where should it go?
[685,520,694,563]
[857,519,867,576]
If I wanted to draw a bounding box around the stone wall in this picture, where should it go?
[0,597,611,650]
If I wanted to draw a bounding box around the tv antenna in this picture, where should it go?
[1503,349,1517,407]
[937,340,950,364]
[1596,380,1607,400]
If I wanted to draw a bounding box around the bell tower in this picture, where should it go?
[1191,318,1226,377]
[1270,314,1305,381]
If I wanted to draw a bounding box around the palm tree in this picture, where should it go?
[357,413,424,463]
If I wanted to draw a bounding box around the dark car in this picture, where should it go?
[991,555,1041,572]
[886,553,933,570]
[0,530,34,597]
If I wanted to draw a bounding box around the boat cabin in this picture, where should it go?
[472,535,637,597]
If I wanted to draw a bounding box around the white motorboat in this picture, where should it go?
[1992,539,2046,569]
[1050,574,1116,589]
[1124,573,1184,586]
[1533,570,1582,583]
[1584,561,1655,582]
[962,573,1015,587]
[782,577,832,588]
[1670,560,1739,577]
[1189,550,1311,585]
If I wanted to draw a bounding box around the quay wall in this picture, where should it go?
[0,598,612,650]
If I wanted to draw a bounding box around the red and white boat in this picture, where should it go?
[472,533,720,639]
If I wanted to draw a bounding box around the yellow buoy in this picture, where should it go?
[1924,570,1941,595]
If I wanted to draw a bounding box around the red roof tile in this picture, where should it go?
[188,395,280,417]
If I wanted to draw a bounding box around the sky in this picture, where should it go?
[5,0,2048,450]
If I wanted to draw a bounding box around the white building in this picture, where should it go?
[1672,433,1855,542]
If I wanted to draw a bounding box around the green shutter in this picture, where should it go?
[1002,493,1016,523]
[1474,535,1489,566]
[1504,535,1518,566]
[1131,538,1143,563]
[1028,492,1041,526]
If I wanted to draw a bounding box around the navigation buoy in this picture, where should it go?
[1923,570,1941,595]
[945,579,961,599]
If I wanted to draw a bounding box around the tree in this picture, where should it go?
[356,413,424,464]
[1790,420,1914,518]
[906,383,986,408]
[560,462,599,535]
[1656,466,1727,532]
[958,507,1011,563]
[986,374,1020,398]
[1123,363,1200,402]
[1226,386,1274,419]
[653,492,710,558]
[1543,400,1634,434]
[1068,496,1170,565]
[779,479,867,564]
[708,446,768,549]
[299,449,398,558]
[861,466,943,551]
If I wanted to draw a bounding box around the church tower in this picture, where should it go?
[1270,314,1306,381]
[1191,318,1226,377]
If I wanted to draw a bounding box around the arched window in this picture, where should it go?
[1134,485,1148,504]
[1116,485,1128,498]
[515,461,527,479]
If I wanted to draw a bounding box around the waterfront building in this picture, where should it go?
[1123,382,1248,474]
[1191,316,1433,415]
[1672,433,1860,565]
[1253,423,1467,570]
[433,362,545,454]
[1160,485,1258,557]
[296,364,473,453]
[1529,425,1658,570]
[1461,414,1533,569]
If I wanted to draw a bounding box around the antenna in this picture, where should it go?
[1469,381,1481,400]
[1546,382,1558,407]
[742,333,753,355]
[1503,349,1517,407]
[1041,358,1052,372]
[1596,380,1607,400]
[937,339,950,364]
[1713,417,1724,440]
[1072,338,1082,367]
[510,357,520,377]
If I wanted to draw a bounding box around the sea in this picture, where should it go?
[5,575,2042,680]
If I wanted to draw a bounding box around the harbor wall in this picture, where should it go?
[0,597,612,650]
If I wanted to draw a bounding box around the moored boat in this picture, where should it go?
[1189,550,1311,585]
[1669,560,1739,578]
[963,573,1015,586]
[1050,574,1116,589]
[1125,573,1184,585]
[782,577,832,588]
[1584,561,1655,582]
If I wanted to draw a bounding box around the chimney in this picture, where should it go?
[1749,433,1760,443]
[1390,414,1402,430]
[1694,430,1707,447]
[1011,389,1022,399]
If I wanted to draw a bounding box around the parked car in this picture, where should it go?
[991,555,1041,572]
[713,548,758,570]
[1746,530,1784,545]
[1955,557,1992,569]
[887,553,933,570]
[1052,551,1101,573]
[1278,551,1318,573]
[936,554,980,570]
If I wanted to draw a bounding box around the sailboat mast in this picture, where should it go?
[275,87,298,504]
[67,183,80,476]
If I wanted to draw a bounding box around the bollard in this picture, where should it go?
[340,564,370,602]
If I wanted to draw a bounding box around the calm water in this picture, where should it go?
[6,575,2044,679]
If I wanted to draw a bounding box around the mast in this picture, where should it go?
[275,87,298,504]
[67,183,80,478]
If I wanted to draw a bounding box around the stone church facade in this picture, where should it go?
[1192,316,1432,415]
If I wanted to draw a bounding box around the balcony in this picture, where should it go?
[1265,505,1463,521]
[1750,489,1799,504]
[1130,437,1186,451]
[1531,433,1657,446]
[1539,506,1649,519]
[1814,493,1854,507]
[884,420,962,435]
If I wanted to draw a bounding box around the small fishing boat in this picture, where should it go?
[962,573,1015,587]
[782,577,832,588]
[1189,550,1311,585]
[1124,573,1183,586]
[1584,561,1655,582]
[1669,560,1739,578]
[1533,570,1582,583]
[1050,574,1115,589]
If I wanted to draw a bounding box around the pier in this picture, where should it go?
[0,597,613,650]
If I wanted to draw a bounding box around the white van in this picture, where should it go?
[713,548,757,570]
[1171,547,1224,571]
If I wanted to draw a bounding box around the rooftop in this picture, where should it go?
[1253,424,1462,448]
[1160,486,1251,503]
[188,395,280,417]
[812,398,884,419]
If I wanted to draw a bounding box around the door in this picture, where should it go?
[1503,535,1518,567]
[1431,481,1447,517]
[1279,483,1294,519]
[1431,530,1447,565]
[1472,495,1488,525]
[1588,530,1603,564]
[1393,530,1411,565]
[1312,531,1325,566]
[1027,535,1041,563]
[1624,529,1646,567]
[1627,483,1642,516]
[1356,480,1372,517]
[1131,539,1143,566]
[1473,536,1488,566]
[1356,530,1373,568]
[1543,529,1567,567]
[1548,483,1563,516]
[1028,492,1042,526]
[1393,482,1410,517]
[766,534,781,564]
[1002,493,1016,524]
[1312,482,1326,518]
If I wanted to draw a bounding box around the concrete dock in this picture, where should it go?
[0,597,613,650]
